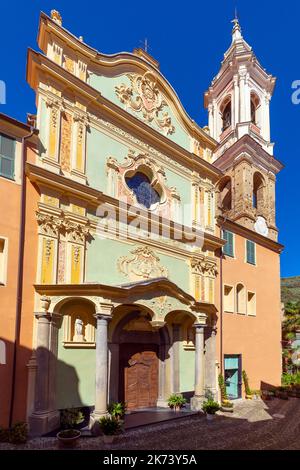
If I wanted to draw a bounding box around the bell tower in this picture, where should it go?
[204,17,276,158]
[206,18,283,241]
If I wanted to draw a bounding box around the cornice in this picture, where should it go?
[34,279,218,315]
[213,134,283,175]
[26,162,225,252]
[217,216,284,253]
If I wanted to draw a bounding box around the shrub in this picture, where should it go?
[60,408,84,429]
[202,399,220,415]
[0,427,10,443]
[9,422,28,444]
[242,370,252,396]
[107,402,127,420]
[98,416,123,436]
[167,394,187,409]
[218,374,228,402]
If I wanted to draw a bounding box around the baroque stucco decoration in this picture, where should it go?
[115,72,175,136]
[191,257,218,277]
[117,245,168,281]
[106,149,181,220]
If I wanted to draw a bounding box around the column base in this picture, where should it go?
[89,411,109,436]
[29,410,60,436]
[190,395,205,411]
[156,399,168,408]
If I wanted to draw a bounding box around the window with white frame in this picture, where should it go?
[246,240,256,265]
[247,291,256,316]
[236,283,246,314]
[224,285,234,312]
[0,238,8,285]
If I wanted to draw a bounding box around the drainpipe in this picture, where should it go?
[219,214,228,376]
[9,120,36,427]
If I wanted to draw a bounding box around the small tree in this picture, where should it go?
[242,370,252,396]
[218,374,229,403]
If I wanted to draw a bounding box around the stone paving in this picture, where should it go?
[1,398,300,450]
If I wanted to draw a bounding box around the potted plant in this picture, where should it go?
[167,393,187,411]
[242,370,252,399]
[277,386,289,400]
[57,408,84,447]
[218,374,234,412]
[98,416,123,444]
[202,399,220,421]
[107,402,127,421]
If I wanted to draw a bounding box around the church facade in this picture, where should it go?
[0,11,283,434]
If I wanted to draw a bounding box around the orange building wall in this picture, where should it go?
[215,229,282,393]
[0,140,39,427]
[0,174,21,427]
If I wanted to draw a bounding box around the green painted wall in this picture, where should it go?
[179,344,195,392]
[89,73,191,151]
[86,237,190,291]
[86,127,128,192]
[56,328,96,409]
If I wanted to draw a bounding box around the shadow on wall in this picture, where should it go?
[0,337,88,430]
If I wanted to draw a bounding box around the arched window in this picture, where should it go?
[250,93,260,127]
[253,172,265,210]
[221,100,232,132]
[236,283,246,314]
[125,171,161,209]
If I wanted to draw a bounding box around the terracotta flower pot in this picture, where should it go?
[103,434,115,444]
[206,413,215,421]
[57,429,81,447]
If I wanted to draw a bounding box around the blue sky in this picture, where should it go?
[1,1,299,277]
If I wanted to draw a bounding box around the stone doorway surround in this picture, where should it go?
[28,278,217,435]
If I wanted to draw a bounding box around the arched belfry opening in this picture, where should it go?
[250,92,261,128]
[218,176,232,212]
[220,97,232,133]
[253,172,265,211]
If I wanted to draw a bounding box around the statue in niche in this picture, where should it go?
[73,318,85,342]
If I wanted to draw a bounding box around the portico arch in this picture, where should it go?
[109,304,171,408]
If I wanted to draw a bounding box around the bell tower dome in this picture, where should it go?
[204,17,276,159]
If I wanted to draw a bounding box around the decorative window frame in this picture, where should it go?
[106,150,181,218]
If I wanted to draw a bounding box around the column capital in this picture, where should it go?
[34,312,52,322]
[193,312,207,327]
[95,301,114,317]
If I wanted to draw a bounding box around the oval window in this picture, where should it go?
[125,172,160,209]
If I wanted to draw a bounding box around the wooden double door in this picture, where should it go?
[119,343,159,410]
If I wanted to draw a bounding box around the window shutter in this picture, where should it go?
[223,230,234,257]
[247,240,255,264]
[0,134,15,179]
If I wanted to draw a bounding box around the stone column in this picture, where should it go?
[92,303,113,429]
[29,302,60,435]
[204,326,217,400]
[191,318,206,411]
[233,74,239,126]
[171,324,180,393]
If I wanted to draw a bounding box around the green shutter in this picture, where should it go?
[0,134,15,180]
[246,240,255,264]
[223,230,234,257]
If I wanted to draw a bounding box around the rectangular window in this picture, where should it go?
[224,285,234,312]
[246,240,256,265]
[222,229,234,257]
[0,238,8,285]
[247,291,256,316]
[0,134,15,180]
